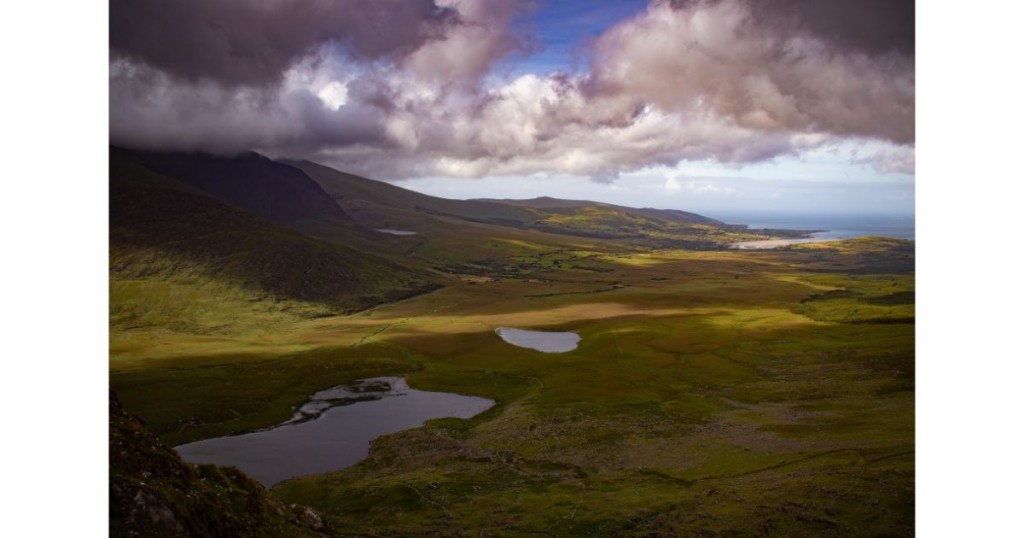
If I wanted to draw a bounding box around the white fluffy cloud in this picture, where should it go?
[110,0,915,180]
[589,0,914,144]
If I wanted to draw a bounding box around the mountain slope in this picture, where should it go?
[286,159,537,230]
[110,148,440,323]
[289,160,739,247]
[125,149,351,223]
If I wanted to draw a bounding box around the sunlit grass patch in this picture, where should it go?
[792,274,915,323]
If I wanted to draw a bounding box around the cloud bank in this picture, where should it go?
[110,0,915,180]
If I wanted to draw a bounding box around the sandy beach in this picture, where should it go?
[730,236,839,250]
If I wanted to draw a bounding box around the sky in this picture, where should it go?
[109,0,915,217]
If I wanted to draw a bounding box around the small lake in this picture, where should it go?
[174,377,493,487]
[495,327,580,352]
[375,228,418,236]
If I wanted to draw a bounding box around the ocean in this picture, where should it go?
[708,212,916,241]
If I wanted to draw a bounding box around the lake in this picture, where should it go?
[495,327,581,352]
[375,228,418,236]
[174,377,493,487]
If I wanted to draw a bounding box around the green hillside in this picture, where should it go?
[482,195,724,226]
[110,149,440,338]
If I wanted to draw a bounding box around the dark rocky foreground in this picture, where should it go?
[109,391,331,537]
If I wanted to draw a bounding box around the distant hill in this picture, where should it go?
[477,196,724,226]
[290,161,730,246]
[110,148,439,317]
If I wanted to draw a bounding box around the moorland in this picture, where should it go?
[109,147,914,536]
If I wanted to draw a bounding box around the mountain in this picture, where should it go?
[110,147,775,334]
[288,160,733,246]
[110,148,439,319]
[285,159,536,230]
[127,149,350,223]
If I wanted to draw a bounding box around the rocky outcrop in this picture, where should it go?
[109,390,332,537]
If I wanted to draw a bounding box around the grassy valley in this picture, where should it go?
[109,153,914,536]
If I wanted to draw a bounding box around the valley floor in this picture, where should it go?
[110,238,914,536]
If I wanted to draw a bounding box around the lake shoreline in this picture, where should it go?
[174,377,494,488]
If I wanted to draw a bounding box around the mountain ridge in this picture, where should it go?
[289,159,743,247]
[474,196,724,226]
[124,149,351,223]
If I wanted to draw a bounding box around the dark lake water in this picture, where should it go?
[174,377,493,487]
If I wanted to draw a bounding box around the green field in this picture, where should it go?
[111,234,913,536]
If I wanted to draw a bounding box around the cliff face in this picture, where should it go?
[109,391,330,537]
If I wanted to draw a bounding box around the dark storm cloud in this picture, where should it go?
[109,58,395,154]
[109,0,535,157]
[747,0,915,55]
[666,0,914,55]
[110,0,457,87]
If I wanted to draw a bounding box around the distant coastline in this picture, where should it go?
[719,213,913,237]
[717,212,915,249]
